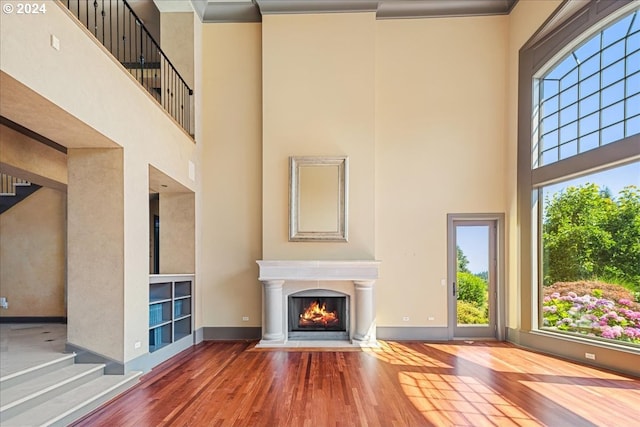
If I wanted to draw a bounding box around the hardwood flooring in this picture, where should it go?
[72,341,640,426]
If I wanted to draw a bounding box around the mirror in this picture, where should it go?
[289,156,348,242]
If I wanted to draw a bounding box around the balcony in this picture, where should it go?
[62,0,193,136]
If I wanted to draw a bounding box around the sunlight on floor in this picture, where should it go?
[427,343,635,379]
[364,341,452,367]
[399,371,543,426]
[521,380,640,425]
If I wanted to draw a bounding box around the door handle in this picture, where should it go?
[453,282,456,296]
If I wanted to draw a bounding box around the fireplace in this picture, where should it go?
[256,260,380,347]
[288,291,349,340]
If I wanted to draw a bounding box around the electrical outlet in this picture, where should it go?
[428,316,435,321]
[585,352,596,360]
[242,316,249,321]
[402,316,410,322]
[134,341,141,349]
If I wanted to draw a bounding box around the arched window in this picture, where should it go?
[534,8,639,167]
[519,2,640,348]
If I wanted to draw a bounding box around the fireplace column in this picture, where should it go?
[261,280,285,342]
[353,280,375,343]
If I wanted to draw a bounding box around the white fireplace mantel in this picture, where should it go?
[257,260,380,282]
[256,260,381,347]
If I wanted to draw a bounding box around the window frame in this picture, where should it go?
[517,0,640,339]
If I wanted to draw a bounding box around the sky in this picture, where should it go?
[544,161,640,198]
[457,226,489,275]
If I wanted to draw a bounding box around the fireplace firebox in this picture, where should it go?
[288,291,349,340]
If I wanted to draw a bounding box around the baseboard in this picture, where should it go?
[0,316,67,323]
[376,327,449,341]
[66,342,125,375]
[506,327,640,377]
[200,327,450,342]
[194,326,204,345]
[203,327,262,340]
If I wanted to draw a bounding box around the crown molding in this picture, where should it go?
[191,0,261,23]
[377,0,517,19]
[191,0,518,23]
[258,0,378,15]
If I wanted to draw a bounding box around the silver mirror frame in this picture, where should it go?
[289,156,349,242]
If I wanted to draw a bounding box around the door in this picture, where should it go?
[448,217,500,339]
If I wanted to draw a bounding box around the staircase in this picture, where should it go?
[0,174,41,214]
[0,353,141,426]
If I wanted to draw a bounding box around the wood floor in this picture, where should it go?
[72,341,640,427]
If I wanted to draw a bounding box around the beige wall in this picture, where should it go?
[0,125,67,319]
[0,124,67,191]
[0,188,66,317]
[375,15,508,326]
[505,0,562,330]
[67,148,124,361]
[159,193,195,274]
[197,23,263,327]
[161,12,195,89]
[262,12,376,261]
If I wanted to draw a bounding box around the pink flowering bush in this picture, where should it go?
[542,290,640,344]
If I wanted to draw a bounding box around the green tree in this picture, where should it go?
[457,245,470,273]
[457,271,487,307]
[543,183,640,290]
[605,186,640,289]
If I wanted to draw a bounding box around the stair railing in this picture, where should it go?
[63,0,193,136]
[0,174,30,196]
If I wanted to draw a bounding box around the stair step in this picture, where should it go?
[0,353,76,389]
[0,363,105,421]
[1,371,142,427]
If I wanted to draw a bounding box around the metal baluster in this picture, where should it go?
[101,0,105,46]
[93,0,97,37]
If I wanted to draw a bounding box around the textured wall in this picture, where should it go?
[67,148,124,362]
[160,192,195,274]
[0,188,66,317]
[0,125,67,190]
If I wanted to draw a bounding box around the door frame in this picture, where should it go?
[447,213,506,340]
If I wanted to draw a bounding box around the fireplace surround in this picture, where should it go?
[256,260,380,347]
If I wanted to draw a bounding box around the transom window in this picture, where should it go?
[533,9,640,168]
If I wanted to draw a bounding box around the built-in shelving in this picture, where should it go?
[149,275,193,353]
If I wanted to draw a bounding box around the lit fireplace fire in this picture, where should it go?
[299,300,339,327]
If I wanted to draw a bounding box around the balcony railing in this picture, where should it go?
[63,0,193,135]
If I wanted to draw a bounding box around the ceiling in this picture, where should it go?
[154,0,519,22]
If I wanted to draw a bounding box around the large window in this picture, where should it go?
[524,3,640,347]
[539,162,639,344]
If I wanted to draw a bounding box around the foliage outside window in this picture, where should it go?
[456,246,489,325]
[540,165,640,344]
[533,6,640,346]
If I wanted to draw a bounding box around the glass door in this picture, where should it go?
[450,220,497,338]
